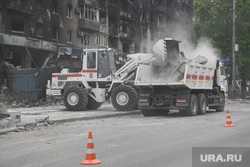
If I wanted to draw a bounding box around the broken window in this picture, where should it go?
[99,11,106,24]
[143,29,147,39]
[67,5,73,18]
[52,0,58,14]
[95,34,106,46]
[108,0,118,6]
[109,39,118,48]
[158,0,163,5]
[122,22,128,34]
[81,34,91,46]
[109,16,118,28]
[151,12,154,22]
[36,23,43,36]
[142,10,147,21]
[52,26,59,40]
[122,43,130,53]
[67,30,72,43]
[0,8,2,24]
[36,0,43,8]
[122,1,129,11]
[80,5,97,21]
[11,17,25,33]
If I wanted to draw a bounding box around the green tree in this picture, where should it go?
[192,0,250,98]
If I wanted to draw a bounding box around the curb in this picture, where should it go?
[1,110,141,135]
[0,127,19,135]
[50,110,141,124]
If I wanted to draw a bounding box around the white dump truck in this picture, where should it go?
[134,38,228,116]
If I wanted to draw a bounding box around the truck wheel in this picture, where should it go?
[64,87,88,111]
[86,96,102,110]
[111,85,138,111]
[216,92,225,112]
[197,93,206,115]
[141,109,160,116]
[186,94,198,116]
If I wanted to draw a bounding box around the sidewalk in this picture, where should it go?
[0,103,141,135]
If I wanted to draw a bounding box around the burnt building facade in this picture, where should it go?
[0,0,194,68]
[0,0,193,102]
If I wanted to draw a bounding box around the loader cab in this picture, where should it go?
[57,46,83,72]
[84,48,117,79]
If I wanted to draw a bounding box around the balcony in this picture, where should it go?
[119,11,133,21]
[119,31,134,42]
[99,24,108,34]
[6,1,33,16]
[79,19,100,32]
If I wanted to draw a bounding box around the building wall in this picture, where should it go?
[0,0,194,68]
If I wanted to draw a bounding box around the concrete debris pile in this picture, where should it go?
[0,102,15,132]
[0,60,59,107]
[137,39,209,84]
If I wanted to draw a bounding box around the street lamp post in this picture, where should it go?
[231,0,236,98]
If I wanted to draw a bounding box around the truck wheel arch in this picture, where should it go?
[63,81,85,94]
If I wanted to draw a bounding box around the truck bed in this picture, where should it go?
[135,62,215,90]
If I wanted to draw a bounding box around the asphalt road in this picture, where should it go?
[1,102,250,167]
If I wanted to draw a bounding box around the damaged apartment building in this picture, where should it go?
[0,0,193,104]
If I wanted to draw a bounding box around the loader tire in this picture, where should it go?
[197,93,206,115]
[111,85,138,111]
[64,87,88,111]
[186,94,198,116]
[86,96,102,110]
[216,92,225,112]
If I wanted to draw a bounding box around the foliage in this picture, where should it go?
[192,0,250,97]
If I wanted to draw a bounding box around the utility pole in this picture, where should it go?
[231,0,236,98]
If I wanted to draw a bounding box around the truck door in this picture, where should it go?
[84,51,97,79]
[217,62,228,93]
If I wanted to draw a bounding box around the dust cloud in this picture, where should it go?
[136,22,221,85]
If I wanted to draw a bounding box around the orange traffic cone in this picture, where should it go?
[224,110,234,127]
[81,131,101,165]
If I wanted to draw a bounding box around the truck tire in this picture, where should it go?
[216,92,225,112]
[64,87,88,111]
[141,109,160,116]
[186,94,198,116]
[86,96,102,110]
[111,85,138,111]
[197,93,206,115]
[141,109,150,116]
[159,109,170,115]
